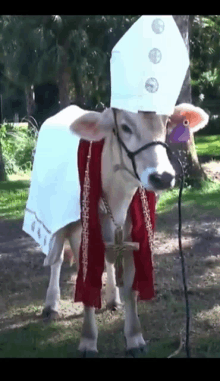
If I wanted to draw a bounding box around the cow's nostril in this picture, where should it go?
[149,172,174,189]
[149,173,162,186]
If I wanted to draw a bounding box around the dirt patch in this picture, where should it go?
[201,160,220,182]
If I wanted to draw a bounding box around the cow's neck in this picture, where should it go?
[101,133,139,227]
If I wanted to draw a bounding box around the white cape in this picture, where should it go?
[22,105,87,255]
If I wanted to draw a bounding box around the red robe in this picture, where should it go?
[75,139,156,309]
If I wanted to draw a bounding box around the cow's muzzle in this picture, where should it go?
[149,171,175,190]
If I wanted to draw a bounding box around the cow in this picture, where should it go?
[40,103,208,356]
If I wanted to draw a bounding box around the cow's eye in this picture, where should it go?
[122,124,132,134]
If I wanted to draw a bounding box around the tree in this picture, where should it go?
[0,16,140,116]
[0,144,6,181]
[166,15,208,188]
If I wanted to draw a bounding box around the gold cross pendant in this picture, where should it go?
[105,226,139,287]
[105,226,139,252]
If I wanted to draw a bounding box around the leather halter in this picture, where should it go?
[112,108,173,181]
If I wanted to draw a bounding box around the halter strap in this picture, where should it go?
[112,108,173,181]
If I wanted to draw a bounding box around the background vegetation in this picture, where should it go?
[0,15,219,129]
[0,15,219,180]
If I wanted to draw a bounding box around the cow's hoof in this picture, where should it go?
[42,306,60,322]
[78,351,98,358]
[126,344,148,358]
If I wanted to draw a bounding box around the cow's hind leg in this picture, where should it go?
[105,260,122,311]
[42,227,66,321]
[67,220,82,272]
[122,252,147,356]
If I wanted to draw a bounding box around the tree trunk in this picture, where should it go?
[0,89,6,180]
[167,16,208,188]
[0,140,6,181]
[174,15,192,105]
[25,85,36,119]
[57,40,71,110]
[71,66,84,107]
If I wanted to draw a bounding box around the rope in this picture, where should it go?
[173,156,191,358]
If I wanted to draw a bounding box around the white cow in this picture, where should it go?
[42,104,208,356]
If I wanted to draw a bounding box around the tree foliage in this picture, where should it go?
[0,15,140,111]
[190,16,220,118]
[0,15,220,122]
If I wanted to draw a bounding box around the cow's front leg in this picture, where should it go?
[105,259,121,310]
[123,251,146,355]
[78,306,98,356]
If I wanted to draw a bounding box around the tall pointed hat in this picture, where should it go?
[110,15,189,115]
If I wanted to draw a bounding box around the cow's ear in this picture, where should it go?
[70,108,114,141]
[167,103,209,133]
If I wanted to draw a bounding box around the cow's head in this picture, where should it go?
[70,104,209,192]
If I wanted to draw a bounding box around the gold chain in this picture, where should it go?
[139,185,154,253]
[101,195,120,229]
[102,186,154,253]
[81,141,93,282]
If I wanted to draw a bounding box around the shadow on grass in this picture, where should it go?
[199,155,220,164]
[0,180,30,192]
[0,203,28,221]
[0,319,80,358]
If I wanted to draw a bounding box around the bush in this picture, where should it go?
[0,123,38,175]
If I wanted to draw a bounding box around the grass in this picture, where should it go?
[0,173,30,221]
[157,179,220,217]
[0,315,81,358]
[195,134,220,157]
[155,134,220,223]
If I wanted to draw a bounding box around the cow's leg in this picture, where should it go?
[43,251,64,320]
[122,251,146,354]
[43,227,66,320]
[78,306,98,356]
[105,260,121,310]
[67,220,82,272]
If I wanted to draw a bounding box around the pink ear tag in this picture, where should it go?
[168,122,190,143]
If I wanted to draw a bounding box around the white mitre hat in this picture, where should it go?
[110,15,189,115]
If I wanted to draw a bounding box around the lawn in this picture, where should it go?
[157,179,220,218]
[195,134,220,157]
[0,176,30,220]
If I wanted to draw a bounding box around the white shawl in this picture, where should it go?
[22,105,87,255]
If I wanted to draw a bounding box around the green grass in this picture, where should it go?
[154,134,220,218]
[157,179,220,217]
[195,134,220,157]
[0,319,80,358]
[0,173,30,221]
